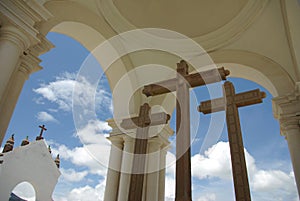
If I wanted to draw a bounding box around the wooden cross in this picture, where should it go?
[198,81,266,201]
[120,103,170,201]
[143,60,230,201]
[36,124,47,140]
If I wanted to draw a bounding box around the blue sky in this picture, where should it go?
[4,32,298,201]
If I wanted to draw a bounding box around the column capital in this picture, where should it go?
[19,52,42,76]
[157,124,174,148]
[0,25,31,50]
[29,34,54,56]
[0,0,53,46]
[148,136,163,150]
[273,82,300,136]
[107,134,124,149]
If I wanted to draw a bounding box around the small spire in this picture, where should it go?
[2,134,15,153]
[54,154,60,168]
[21,136,30,146]
[0,153,3,164]
[48,145,52,154]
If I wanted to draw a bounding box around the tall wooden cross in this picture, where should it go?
[143,60,230,201]
[36,124,47,140]
[198,81,266,201]
[120,103,170,201]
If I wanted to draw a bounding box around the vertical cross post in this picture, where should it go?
[175,61,192,201]
[36,124,47,140]
[198,81,266,201]
[120,103,170,201]
[143,60,229,201]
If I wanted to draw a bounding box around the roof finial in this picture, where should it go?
[48,145,52,154]
[21,136,30,146]
[54,154,60,168]
[2,134,15,153]
[36,125,47,140]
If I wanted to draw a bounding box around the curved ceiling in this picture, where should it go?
[112,0,249,37]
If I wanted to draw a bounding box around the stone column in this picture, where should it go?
[273,85,300,198]
[104,135,124,201]
[0,52,39,144]
[145,137,162,201]
[0,25,30,103]
[282,118,300,197]
[117,135,135,201]
[158,146,168,201]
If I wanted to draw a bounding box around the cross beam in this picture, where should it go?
[36,124,47,140]
[143,64,229,97]
[143,60,230,201]
[198,81,266,201]
[120,103,170,201]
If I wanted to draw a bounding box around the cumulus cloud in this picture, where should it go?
[33,72,112,114]
[191,141,297,200]
[36,111,58,123]
[197,194,216,201]
[54,180,106,201]
[76,119,111,145]
[50,143,109,176]
[165,165,176,200]
[60,168,88,182]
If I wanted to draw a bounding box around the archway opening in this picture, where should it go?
[3,23,298,200]
[163,76,297,200]
[11,182,36,201]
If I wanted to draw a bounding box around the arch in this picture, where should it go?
[11,181,36,201]
[0,141,60,201]
[38,0,135,89]
[36,0,139,114]
[210,49,295,97]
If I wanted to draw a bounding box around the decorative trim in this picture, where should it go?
[0,25,31,50]
[273,82,300,136]
[0,0,53,46]
[280,0,300,81]
[106,118,174,147]
[97,0,269,51]
[19,52,42,75]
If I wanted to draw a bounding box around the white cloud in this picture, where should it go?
[252,170,295,192]
[36,111,58,123]
[191,141,298,201]
[197,194,216,201]
[48,119,112,176]
[76,119,111,145]
[34,79,75,111]
[54,180,106,201]
[50,143,109,176]
[33,72,112,114]
[191,142,233,180]
[60,168,88,182]
[165,165,176,200]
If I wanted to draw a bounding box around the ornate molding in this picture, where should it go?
[0,25,31,50]
[29,34,54,56]
[106,118,174,147]
[0,0,53,46]
[273,82,300,136]
[97,0,269,51]
[19,52,42,76]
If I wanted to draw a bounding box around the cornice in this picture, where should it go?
[107,118,174,147]
[19,52,42,75]
[0,25,31,50]
[0,0,53,46]
[97,0,269,52]
[273,82,300,135]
